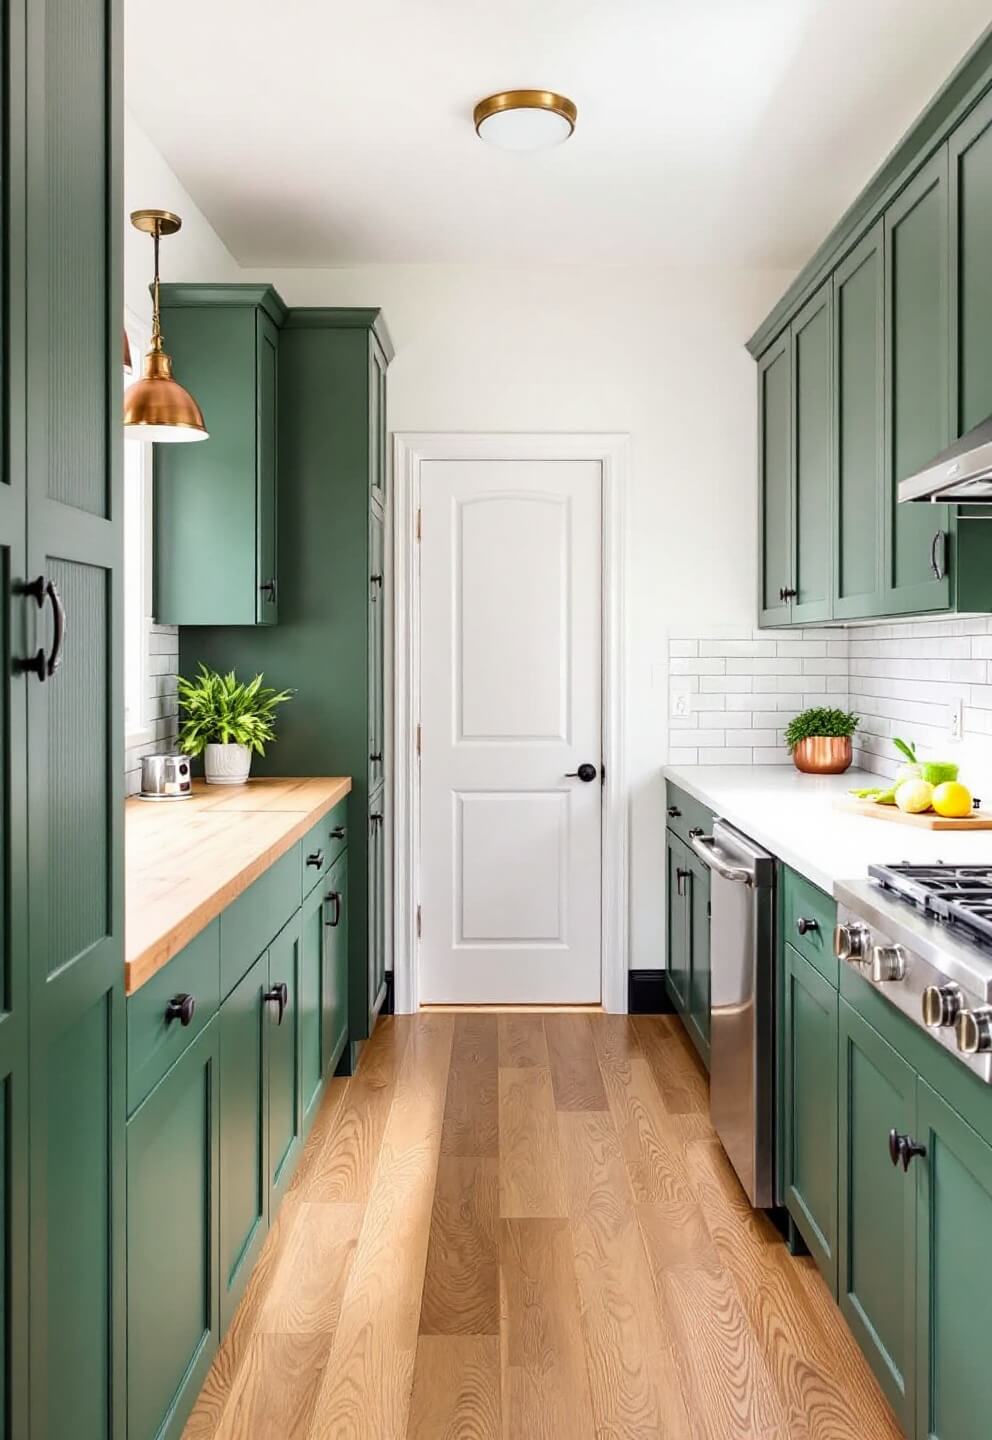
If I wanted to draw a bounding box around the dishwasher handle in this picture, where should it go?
[689,832,754,886]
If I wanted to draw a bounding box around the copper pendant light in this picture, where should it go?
[123,209,208,443]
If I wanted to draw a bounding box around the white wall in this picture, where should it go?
[243,262,793,968]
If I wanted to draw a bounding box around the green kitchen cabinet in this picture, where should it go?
[219,951,269,1333]
[182,309,394,1059]
[915,1082,992,1440]
[665,832,691,1014]
[268,919,302,1211]
[791,284,833,622]
[154,285,287,627]
[664,825,710,1069]
[757,332,793,626]
[300,880,327,1131]
[833,221,886,618]
[322,851,350,1078]
[127,1021,220,1440]
[782,943,838,1292]
[838,999,917,1432]
[950,88,992,438]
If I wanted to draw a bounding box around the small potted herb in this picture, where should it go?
[784,707,859,774]
[177,664,293,785]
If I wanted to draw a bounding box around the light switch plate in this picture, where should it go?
[670,682,692,719]
[949,697,963,742]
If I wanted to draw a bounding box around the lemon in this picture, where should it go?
[895,779,934,814]
[932,780,973,818]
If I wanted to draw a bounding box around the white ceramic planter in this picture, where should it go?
[204,742,252,785]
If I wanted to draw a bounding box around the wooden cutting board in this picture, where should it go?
[836,797,992,830]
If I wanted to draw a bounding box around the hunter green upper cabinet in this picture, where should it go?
[791,285,833,622]
[833,222,885,618]
[758,334,793,626]
[950,88,992,439]
[154,285,287,627]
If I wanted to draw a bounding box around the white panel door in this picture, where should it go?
[419,457,602,1003]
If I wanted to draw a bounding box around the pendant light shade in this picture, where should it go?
[124,210,208,443]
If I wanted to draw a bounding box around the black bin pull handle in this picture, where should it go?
[306,849,324,869]
[263,981,289,1025]
[328,825,346,841]
[165,993,196,1028]
[324,891,342,927]
[22,574,66,681]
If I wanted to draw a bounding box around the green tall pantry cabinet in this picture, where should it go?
[179,304,394,1061]
[0,0,124,1434]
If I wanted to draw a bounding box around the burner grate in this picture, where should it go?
[869,863,992,949]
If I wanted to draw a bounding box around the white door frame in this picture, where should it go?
[392,431,630,1015]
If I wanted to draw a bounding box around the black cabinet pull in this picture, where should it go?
[324,891,342,927]
[676,866,691,896]
[329,826,346,841]
[930,530,946,581]
[263,981,289,1025]
[796,917,819,936]
[370,812,383,827]
[370,752,383,764]
[667,806,682,819]
[688,826,704,839]
[780,586,797,601]
[259,578,277,603]
[306,849,324,869]
[165,993,196,1028]
[22,574,66,681]
[888,1129,927,1172]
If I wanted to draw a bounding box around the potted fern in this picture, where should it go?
[784,706,860,774]
[177,665,293,785]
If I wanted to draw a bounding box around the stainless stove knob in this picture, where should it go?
[956,1006,992,1056]
[870,944,907,983]
[922,983,963,1029]
[834,922,870,962]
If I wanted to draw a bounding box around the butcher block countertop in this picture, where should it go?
[125,776,351,996]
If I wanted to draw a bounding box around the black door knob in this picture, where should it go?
[888,1129,927,1171]
[796,917,819,936]
[565,763,598,782]
[165,993,196,1028]
[264,982,289,1025]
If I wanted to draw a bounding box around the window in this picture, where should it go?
[124,310,154,747]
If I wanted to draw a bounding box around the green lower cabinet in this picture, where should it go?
[838,999,917,1432]
[323,852,350,1076]
[915,1081,992,1440]
[300,880,327,1130]
[782,943,838,1291]
[665,832,690,1014]
[268,920,302,1211]
[219,952,269,1333]
[684,846,711,1066]
[127,1022,220,1440]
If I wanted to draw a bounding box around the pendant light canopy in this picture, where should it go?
[473,90,577,150]
[123,210,208,443]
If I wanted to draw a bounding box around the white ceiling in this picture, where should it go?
[126,0,991,269]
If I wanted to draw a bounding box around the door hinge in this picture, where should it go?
[416,723,422,757]
[415,508,422,542]
[416,904,422,939]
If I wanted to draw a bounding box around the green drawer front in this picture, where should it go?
[665,782,713,850]
[300,797,349,897]
[221,848,301,998]
[782,866,837,985]
[127,921,221,1114]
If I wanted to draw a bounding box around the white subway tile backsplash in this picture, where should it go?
[696,748,754,765]
[699,640,777,658]
[670,657,727,676]
[726,657,802,675]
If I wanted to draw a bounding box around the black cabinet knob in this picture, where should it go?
[306,849,324,869]
[565,763,598,783]
[259,578,277,602]
[324,891,342,927]
[667,806,682,819]
[329,826,346,841]
[796,917,819,936]
[888,1129,927,1171]
[165,993,196,1028]
[264,981,289,1025]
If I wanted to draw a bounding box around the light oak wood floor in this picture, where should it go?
[183,1011,902,1440]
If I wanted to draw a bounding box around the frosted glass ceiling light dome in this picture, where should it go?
[473,91,577,151]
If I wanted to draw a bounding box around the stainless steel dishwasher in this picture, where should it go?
[689,819,777,1207]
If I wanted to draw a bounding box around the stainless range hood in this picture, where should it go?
[899,415,992,503]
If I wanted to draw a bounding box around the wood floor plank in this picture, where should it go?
[633,1016,708,1115]
[213,1333,332,1440]
[420,1155,499,1336]
[256,1201,363,1335]
[558,1109,693,1439]
[440,1014,499,1157]
[499,1217,597,1439]
[406,1335,500,1440]
[496,1014,548,1068]
[686,1135,902,1440]
[297,1016,411,1203]
[498,1066,567,1219]
[544,1014,609,1111]
[308,1014,454,1440]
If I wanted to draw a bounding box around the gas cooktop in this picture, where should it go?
[869,863,992,950]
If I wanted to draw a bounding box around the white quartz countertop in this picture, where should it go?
[662,764,992,896]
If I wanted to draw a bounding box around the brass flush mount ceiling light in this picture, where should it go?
[473,90,577,151]
[123,209,208,443]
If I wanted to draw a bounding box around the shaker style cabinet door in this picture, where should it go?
[791,283,833,623]
[322,852,350,1078]
[883,149,952,616]
[950,87,992,440]
[665,832,690,1015]
[684,845,711,1069]
[299,878,327,1131]
[267,920,301,1210]
[757,333,793,627]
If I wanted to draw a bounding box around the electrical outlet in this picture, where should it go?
[670,682,692,719]
[949,698,964,742]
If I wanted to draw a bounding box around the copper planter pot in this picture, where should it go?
[792,736,852,775]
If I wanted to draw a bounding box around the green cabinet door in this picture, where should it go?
[665,832,689,1014]
[884,150,953,615]
[915,1081,992,1440]
[950,89,992,439]
[369,792,387,1024]
[127,1021,220,1440]
[684,845,711,1068]
[369,340,387,508]
[219,951,268,1333]
[782,944,838,1291]
[757,333,793,626]
[791,284,833,622]
[369,510,385,794]
[322,852,349,1077]
[154,286,287,626]
[833,222,885,618]
[299,880,326,1132]
[838,999,917,1431]
[267,921,301,1210]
